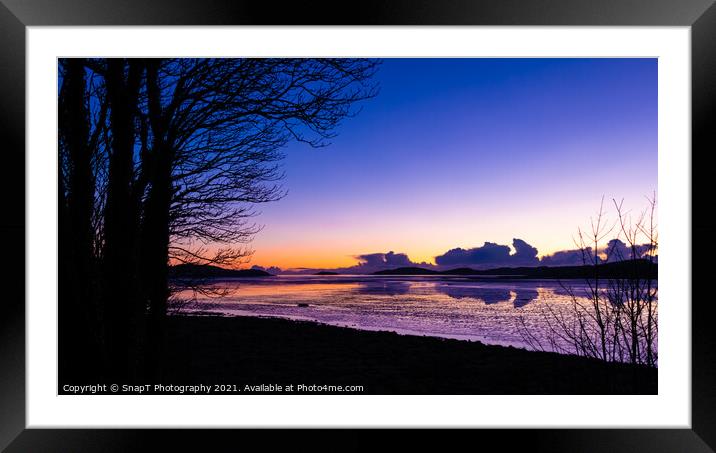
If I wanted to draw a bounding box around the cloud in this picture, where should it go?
[540,240,657,267]
[251,264,282,275]
[539,248,591,266]
[351,251,431,272]
[265,238,658,274]
[355,251,413,268]
[512,239,540,265]
[276,251,432,274]
[434,238,539,268]
[605,239,631,262]
[604,239,656,262]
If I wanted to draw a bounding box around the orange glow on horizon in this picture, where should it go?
[241,244,591,271]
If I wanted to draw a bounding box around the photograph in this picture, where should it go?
[3,0,714,447]
[57,57,659,395]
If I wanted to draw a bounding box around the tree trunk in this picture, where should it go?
[103,58,144,381]
[141,58,173,381]
[141,150,173,381]
[58,59,103,381]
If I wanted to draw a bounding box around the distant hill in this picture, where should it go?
[169,263,273,279]
[315,271,340,275]
[373,260,657,279]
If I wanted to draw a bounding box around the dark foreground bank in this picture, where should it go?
[60,315,656,395]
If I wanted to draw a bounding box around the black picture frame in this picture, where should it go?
[1,0,714,450]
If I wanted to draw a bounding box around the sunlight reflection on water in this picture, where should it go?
[176,275,657,353]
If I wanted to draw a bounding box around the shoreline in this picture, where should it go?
[60,314,657,395]
[185,311,526,346]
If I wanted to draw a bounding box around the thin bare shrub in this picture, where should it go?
[519,195,658,367]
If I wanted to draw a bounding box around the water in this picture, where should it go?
[175,275,657,356]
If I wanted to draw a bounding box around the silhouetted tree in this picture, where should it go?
[57,57,379,381]
[102,59,145,380]
[59,58,96,379]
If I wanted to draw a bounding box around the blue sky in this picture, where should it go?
[247,58,657,269]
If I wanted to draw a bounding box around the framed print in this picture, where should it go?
[1,0,715,450]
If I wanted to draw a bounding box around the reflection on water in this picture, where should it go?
[176,275,655,352]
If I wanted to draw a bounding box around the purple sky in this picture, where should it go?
[245,58,657,270]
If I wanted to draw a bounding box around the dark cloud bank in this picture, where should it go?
[435,239,540,267]
[271,238,656,275]
[434,238,655,270]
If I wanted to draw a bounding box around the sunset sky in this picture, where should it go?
[246,58,657,270]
